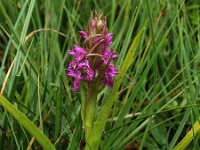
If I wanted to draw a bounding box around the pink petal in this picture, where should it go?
[73,78,80,91]
[79,31,88,39]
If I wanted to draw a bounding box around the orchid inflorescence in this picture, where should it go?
[67,11,118,91]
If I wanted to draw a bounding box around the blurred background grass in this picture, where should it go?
[0,0,200,149]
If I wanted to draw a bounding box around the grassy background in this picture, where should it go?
[0,0,200,149]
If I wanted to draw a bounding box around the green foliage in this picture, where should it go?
[0,95,55,149]
[0,0,200,149]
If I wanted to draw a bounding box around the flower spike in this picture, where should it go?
[67,11,118,91]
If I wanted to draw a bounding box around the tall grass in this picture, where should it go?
[0,0,200,149]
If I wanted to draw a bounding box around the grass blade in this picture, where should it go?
[0,95,55,150]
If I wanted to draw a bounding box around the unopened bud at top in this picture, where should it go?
[88,11,107,35]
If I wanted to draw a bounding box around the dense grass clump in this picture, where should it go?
[0,0,200,149]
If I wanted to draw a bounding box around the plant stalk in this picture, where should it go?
[84,82,98,149]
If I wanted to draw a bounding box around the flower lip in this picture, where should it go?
[100,63,117,88]
[68,45,88,62]
[102,49,117,64]
[67,58,95,91]
[68,45,88,56]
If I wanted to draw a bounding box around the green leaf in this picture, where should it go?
[0,95,55,150]
[174,121,200,150]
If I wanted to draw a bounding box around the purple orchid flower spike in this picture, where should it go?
[67,11,118,91]
[66,11,119,150]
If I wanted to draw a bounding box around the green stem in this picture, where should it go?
[84,82,98,148]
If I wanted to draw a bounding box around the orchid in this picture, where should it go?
[67,11,117,91]
[66,11,119,150]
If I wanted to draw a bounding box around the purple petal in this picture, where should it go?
[77,60,94,80]
[102,50,112,64]
[112,52,118,58]
[77,59,89,68]
[67,69,81,78]
[102,49,117,64]
[100,63,117,88]
[89,19,95,33]
[102,21,107,31]
[73,78,80,91]
[79,31,88,39]
[101,77,114,88]
[106,33,113,44]
[74,46,88,55]
[106,63,118,77]
[102,33,113,48]
[85,67,94,80]
[68,45,88,57]
[93,37,101,44]
[67,60,77,69]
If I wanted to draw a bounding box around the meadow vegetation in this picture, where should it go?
[0,0,200,149]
